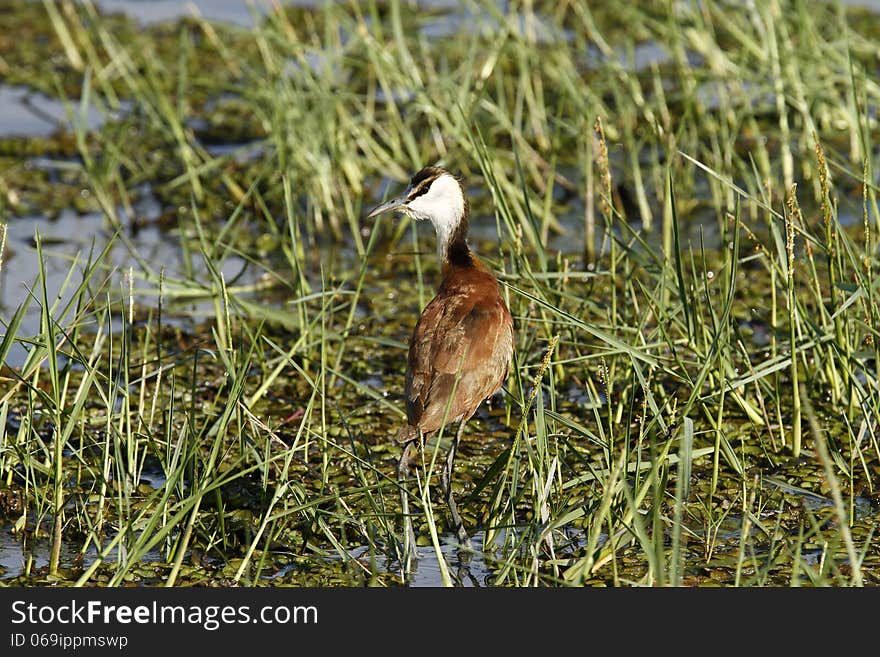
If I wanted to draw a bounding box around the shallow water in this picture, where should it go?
[0,519,169,582]
[0,84,112,138]
[0,523,58,578]
[0,207,258,368]
[92,0,276,27]
[91,0,481,29]
[0,514,492,586]
[407,532,495,587]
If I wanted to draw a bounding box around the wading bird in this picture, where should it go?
[367,166,514,564]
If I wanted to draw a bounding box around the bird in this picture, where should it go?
[366,166,514,566]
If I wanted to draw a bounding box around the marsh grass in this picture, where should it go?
[1,0,879,586]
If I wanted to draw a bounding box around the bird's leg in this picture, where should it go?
[441,421,471,549]
[398,439,418,571]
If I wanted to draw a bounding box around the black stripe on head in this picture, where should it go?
[407,166,446,200]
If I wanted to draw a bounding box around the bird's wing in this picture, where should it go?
[404,289,512,434]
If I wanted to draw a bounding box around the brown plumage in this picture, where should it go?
[366,166,514,563]
[396,256,513,444]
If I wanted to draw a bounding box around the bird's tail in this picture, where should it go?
[395,424,419,444]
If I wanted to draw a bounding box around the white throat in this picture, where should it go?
[404,174,466,264]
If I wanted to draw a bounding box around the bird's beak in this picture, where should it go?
[366,194,408,219]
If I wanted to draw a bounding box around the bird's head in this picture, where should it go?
[367,166,469,264]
